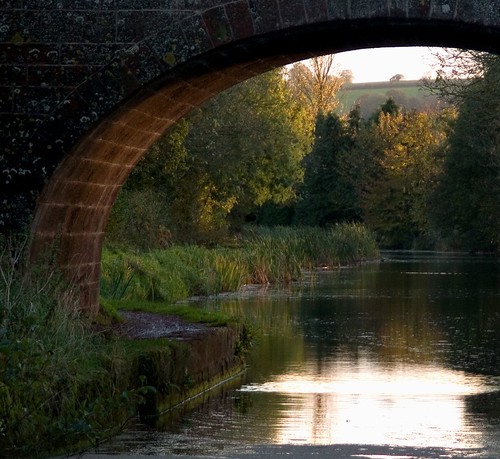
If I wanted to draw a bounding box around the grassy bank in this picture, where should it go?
[0,238,141,458]
[101,223,379,303]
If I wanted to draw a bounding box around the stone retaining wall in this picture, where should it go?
[134,325,245,418]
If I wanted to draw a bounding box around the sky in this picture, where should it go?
[332,46,444,83]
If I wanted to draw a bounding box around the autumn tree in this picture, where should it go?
[340,69,354,84]
[287,55,347,127]
[361,109,449,248]
[107,69,312,246]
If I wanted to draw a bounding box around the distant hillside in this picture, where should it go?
[337,80,446,117]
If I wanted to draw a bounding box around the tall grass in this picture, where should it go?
[101,223,379,302]
[0,237,135,458]
[101,245,249,302]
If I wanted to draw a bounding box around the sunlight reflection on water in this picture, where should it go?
[239,359,500,449]
[240,362,499,396]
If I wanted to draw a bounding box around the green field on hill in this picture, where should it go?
[337,80,442,116]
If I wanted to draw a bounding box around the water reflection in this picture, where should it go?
[98,253,500,457]
[211,253,499,452]
[240,357,499,448]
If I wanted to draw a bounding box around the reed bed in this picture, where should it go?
[101,223,379,302]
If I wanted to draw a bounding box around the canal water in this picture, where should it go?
[98,252,500,458]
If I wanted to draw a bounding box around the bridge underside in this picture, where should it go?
[1,2,499,313]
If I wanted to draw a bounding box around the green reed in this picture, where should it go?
[101,223,379,302]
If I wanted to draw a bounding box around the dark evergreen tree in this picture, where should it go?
[347,104,362,135]
[294,112,361,226]
[370,97,400,123]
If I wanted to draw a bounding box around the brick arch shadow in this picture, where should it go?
[27,17,500,315]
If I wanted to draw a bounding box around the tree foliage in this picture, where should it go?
[105,121,190,250]
[106,51,499,254]
[390,74,405,82]
[422,49,497,104]
[294,96,451,249]
[287,55,346,125]
[107,69,312,246]
[428,54,500,251]
[361,110,450,248]
[294,112,361,226]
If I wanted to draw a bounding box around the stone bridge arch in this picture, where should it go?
[1,1,499,314]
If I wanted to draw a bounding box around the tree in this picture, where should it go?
[107,69,313,246]
[287,55,346,126]
[347,104,362,135]
[182,69,311,236]
[105,120,190,249]
[360,107,449,248]
[369,97,400,123]
[429,54,500,251]
[390,74,405,82]
[422,49,496,104]
[294,112,361,226]
[340,69,354,84]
